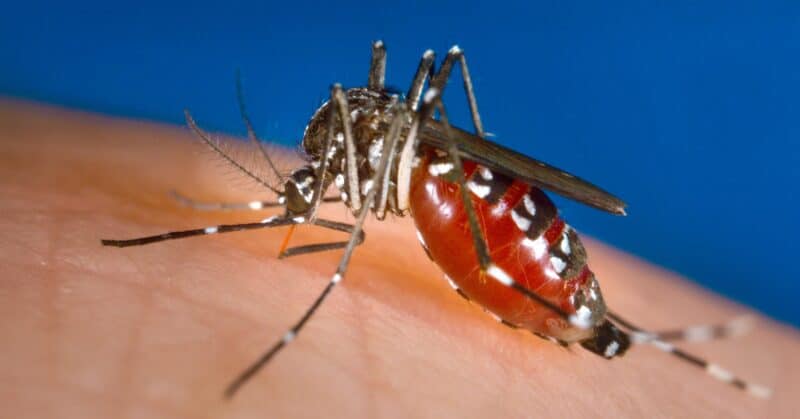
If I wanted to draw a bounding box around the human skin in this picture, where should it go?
[1,99,797,418]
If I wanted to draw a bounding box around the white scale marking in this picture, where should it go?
[247,201,263,210]
[523,193,536,216]
[361,179,374,195]
[550,256,567,274]
[707,364,735,383]
[282,331,296,343]
[449,45,462,54]
[467,180,490,198]
[604,341,620,358]
[748,384,772,399]
[510,210,531,231]
[484,309,503,323]
[682,326,714,342]
[428,162,454,176]
[301,188,314,203]
[261,215,278,224]
[332,273,343,284]
[569,307,593,330]
[629,331,654,344]
[424,87,440,104]
[335,173,345,189]
[300,175,313,187]
[335,132,344,143]
[479,166,493,180]
[560,229,571,254]
[292,216,306,223]
[204,226,218,234]
[725,316,754,338]
[651,339,675,353]
[368,137,384,170]
[522,236,548,259]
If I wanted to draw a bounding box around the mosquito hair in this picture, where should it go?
[184,110,282,195]
[235,70,286,185]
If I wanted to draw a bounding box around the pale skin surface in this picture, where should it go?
[1,99,798,419]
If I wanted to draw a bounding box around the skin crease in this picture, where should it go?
[1,99,798,418]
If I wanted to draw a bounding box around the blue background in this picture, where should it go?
[2,1,797,326]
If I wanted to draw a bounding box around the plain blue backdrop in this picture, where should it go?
[2,1,797,326]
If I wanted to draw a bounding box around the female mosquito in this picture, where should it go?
[103,41,770,399]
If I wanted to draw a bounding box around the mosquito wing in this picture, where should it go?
[419,120,627,215]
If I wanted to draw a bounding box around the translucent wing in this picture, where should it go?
[419,120,627,215]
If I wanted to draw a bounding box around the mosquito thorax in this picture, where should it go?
[302,87,408,215]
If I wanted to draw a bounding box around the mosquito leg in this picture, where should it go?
[429,46,485,138]
[307,85,341,220]
[636,316,754,343]
[373,97,404,220]
[368,40,387,91]
[606,311,770,398]
[224,101,408,400]
[405,46,485,138]
[406,49,436,111]
[235,70,284,184]
[418,89,588,329]
[101,216,297,248]
[169,190,285,211]
[328,84,362,211]
[276,219,365,258]
[170,191,344,212]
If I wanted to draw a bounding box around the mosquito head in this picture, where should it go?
[283,165,319,216]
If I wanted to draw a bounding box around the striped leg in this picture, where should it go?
[101,215,360,248]
[638,316,753,343]
[406,45,485,138]
[331,84,362,211]
[169,190,342,212]
[223,101,409,399]
[101,216,297,247]
[607,311,771,398]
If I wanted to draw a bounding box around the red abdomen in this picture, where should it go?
[409,148,606,342]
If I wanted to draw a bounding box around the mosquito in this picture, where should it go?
[102,41,770,399]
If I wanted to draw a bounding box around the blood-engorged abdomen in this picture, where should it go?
[409,148,607,343]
